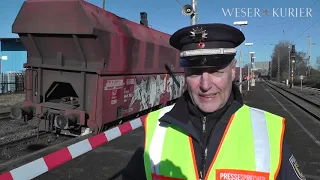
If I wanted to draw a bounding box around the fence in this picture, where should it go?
[0,72,25,94]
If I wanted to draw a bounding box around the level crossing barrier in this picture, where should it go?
[0,104,166,180]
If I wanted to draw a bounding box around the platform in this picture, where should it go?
[32,81,320,180]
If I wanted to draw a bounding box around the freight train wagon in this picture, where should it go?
[10,0,186,137]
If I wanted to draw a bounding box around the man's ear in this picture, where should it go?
[231,59,237,80]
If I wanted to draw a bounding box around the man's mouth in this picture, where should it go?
[199,93,217,98]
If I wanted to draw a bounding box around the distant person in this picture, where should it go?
[122,23,306,180]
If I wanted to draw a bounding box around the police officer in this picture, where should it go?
[122,23,306,180]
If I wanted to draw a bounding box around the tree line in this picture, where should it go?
[270,40,320,87]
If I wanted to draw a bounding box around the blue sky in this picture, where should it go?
[0,0,319,68]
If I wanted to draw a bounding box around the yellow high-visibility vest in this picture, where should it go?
[143,104,285,180]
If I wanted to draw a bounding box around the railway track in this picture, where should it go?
[0,112,11,121]
[263,80,320,120]
[0,132,49,150]
[0,131,73,164]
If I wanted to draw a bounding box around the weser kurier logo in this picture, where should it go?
[221,8,312,18]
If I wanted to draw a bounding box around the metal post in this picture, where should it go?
[307,36,311,77]
[270,60,272,79]
[239,26,243,93]
[288,47,290,86]
[277,50,280,82]
[247,46,250,91]
[102,0,105,9]
[191,0,198,25]
[291,61,294,87]
[291,45,295,88]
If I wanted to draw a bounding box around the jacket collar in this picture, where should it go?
[158,82,244,142]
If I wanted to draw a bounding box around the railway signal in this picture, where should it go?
[290,44,296,88]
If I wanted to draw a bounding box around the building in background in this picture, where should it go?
[0,38,26,93]
[234,61,271,82]
[0,38,27,73]
[254,61,270,76]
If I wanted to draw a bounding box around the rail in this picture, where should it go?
[0,132,50,150]
[0,132,73,165]
[0,112,11,121]
[263,80,320,120]
[271,81,320,92]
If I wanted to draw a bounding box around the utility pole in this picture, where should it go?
[291,45,296,88]
[239,28,243,92]
[288,46,291,86]
[270,60,272,79]
[233,21,248,93]
[248,49,251,91]
[102,0,105,10]
[307,35,311,77]
[245,42,253,91]
[277,50,280,82]
[191,0,198,25]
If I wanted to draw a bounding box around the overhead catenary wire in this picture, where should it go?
[310,0,320,8]
[292,0,319,42]
[293,19,319,43]
[254,18,309,28]
[174,0,183,6]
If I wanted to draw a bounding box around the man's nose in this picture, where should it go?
[200,72,212,92]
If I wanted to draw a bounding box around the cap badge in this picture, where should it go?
[190,27,208,49]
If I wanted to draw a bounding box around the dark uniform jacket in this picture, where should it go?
[122,83,306,180]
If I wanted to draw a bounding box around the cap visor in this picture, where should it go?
[180,55,235,68]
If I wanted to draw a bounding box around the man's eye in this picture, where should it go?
[209,70,223,74]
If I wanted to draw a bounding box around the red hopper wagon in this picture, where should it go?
[10,0,186,136]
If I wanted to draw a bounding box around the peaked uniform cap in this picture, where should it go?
[169,23,245,68]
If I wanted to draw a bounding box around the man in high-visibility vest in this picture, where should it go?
[122,23,306,180]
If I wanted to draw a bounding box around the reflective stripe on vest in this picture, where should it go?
[144,105,198,180]
[144,104,285,180]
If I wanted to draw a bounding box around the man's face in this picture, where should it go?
[185,60,236,113]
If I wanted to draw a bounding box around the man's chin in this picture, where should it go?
[198,103,220,113]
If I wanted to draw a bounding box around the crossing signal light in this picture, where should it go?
[291,45,296,54]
